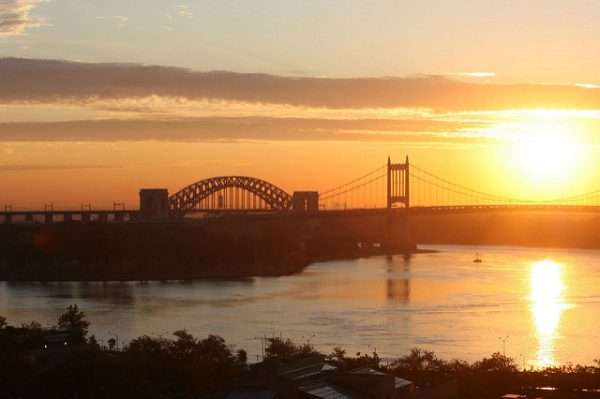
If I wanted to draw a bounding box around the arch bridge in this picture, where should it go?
[6,156,600,225]
[166,176,298,218]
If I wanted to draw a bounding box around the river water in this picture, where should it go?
[1,245,599,368]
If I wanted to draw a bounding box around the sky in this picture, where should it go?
[1,0,600,208]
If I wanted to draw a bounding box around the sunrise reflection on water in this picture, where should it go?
[529,260,567,368]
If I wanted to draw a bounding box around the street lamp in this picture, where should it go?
[253,336,266,361]
[498,335,508,356]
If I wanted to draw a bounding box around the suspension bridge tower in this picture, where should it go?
[386,156,413,252]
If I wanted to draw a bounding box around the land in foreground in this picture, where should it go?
[2,307,600,399]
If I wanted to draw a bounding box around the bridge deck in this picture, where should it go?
[3,204,600,225]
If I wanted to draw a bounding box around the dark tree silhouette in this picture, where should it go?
[57,304,90,340]
[264,337,317,358]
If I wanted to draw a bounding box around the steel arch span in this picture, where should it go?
[169,176,293,216]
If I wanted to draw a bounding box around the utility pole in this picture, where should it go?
[498,335,508,356]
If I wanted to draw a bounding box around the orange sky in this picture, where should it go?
[1,1,600,209]
[0,60,599,208]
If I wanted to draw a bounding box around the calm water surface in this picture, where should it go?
[2,244,599,367]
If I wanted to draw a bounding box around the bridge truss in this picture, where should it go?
[169,176,293,216]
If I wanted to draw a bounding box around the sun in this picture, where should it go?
[513,124,580,181]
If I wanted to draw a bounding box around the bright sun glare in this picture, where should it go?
[514,124,580,180]
[529,259,568,368]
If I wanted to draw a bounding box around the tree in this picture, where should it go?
[265,337,299,358]
[107,338,116,350]
[390,347,444,372]
[173,329,196,356]
[263,337,319,358]
[57,304,90,340]
[21,320,42,330]
[0,315,6,329]
[472,352,518,372]
[236,349,248,365]
[327,346,347,362]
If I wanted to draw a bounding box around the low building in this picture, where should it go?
[0,326,84,369]
[231,354,415,399]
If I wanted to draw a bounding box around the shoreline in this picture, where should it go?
[0,247,435,282]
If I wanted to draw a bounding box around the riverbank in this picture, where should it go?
[3,313,600,399]
[0,247,433,281]
[0,220,419,281]
[411,212,600,250]
[5,209,596,281]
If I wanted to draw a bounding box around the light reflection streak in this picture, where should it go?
[529,260,568,368]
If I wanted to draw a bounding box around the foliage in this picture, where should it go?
[3,311,600,399]
[57,304,90,340]
[389,347,444,372]
[326,346,381,369]
[20,320,42,329]
[264,336,318,358]
[472,352,518,372]
[0,315,6,329]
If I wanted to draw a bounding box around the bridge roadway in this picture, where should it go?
[4,204,600,225]
[1,210,138,224]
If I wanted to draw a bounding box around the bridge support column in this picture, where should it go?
[4,213,12,224]
[81,212,91,223]
[140,189,170,220]
[386,156,413,252]
[44,213,54,224]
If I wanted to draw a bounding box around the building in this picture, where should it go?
[139,188,170,220]
[228,354,415,399]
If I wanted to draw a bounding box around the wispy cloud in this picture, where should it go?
[445,72,496,78]
[0,164,118,172]
[0,0,48,37]
[1,58,599,111]
[0,117,489,143]
[174,4,193,18]
[95,15,128,27]
[576,83,600,89]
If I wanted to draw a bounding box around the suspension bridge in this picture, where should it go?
[318,157,600,214]
[3,156,600,225]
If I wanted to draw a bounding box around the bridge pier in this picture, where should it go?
[44,213,54,224]
[385,210,414,252]
[386,156,413,252]
[114,212,125,222]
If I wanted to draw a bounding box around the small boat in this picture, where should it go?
[473,253,483,263]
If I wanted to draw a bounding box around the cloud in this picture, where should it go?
[0,0,47,37]
[576,83,600,89]
[445,72,496,78]
[174,4,193,18]
[0,58,599,111]
[0,164,117,172]
[0,117,489,143]
[95,15,128,26]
